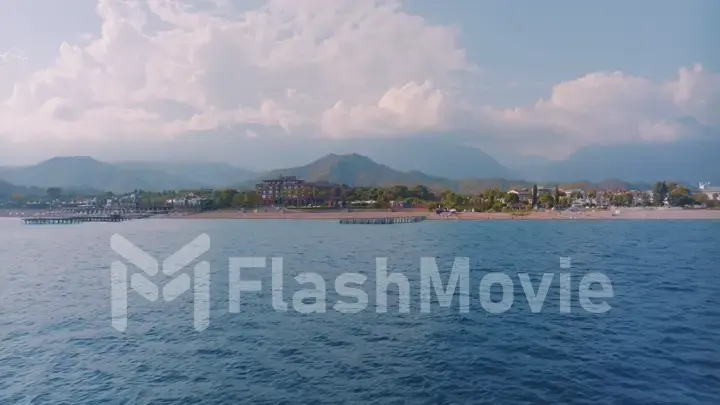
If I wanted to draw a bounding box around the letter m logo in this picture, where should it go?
[110,233,211,332]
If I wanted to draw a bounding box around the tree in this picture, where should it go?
[669,186,693,207]
[232,192,245,207]
[485,188,501,207]
[613,193,632,207]
[410,185,433,201]
[653,181,669,206]
[691,193,708,205]
[441,191,459,208]
[214,188,238,208]
[46,187,63,200]
[391,185,409,199]
[531,185,538,208]
[554,186,562,208]
[539,194,554,209]
[505,192,519,206]
[491,201,504,212]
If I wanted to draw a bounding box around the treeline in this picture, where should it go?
[3,181,717,211]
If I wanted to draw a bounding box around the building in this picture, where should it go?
[507,189,533,203]
[537,187,553,197]
[256,176,344,206]
[699,182,720,201]
[165,192,209,208]
[562,189,586,198]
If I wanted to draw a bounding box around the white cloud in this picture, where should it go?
[321,80,449,137]
[0,0,471,142]
[0,0,718,159]
[476,65,720,157]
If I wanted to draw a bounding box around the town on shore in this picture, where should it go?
[2,174,719,220]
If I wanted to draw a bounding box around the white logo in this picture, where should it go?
[110,233,211,332]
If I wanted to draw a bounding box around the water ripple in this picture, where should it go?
[0,219,718,404]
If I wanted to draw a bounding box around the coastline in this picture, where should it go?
[178,208,720,221]
[3,208,719,221]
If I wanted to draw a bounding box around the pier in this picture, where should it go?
[21,208,157,225]
[22,215,129,224]
[339,216,426,225]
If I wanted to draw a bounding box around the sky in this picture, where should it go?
[0,0,718,165]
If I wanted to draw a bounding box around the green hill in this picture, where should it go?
[0,157,208,193]
[262,153,453,188]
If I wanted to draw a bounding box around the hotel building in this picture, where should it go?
[256,176,344,206]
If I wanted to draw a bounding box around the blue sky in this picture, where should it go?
[0,0,718,164]
[404,0,718,76]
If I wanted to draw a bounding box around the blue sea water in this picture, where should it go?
[0,218,719,404]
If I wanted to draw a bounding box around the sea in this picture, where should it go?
[0,218,718,404]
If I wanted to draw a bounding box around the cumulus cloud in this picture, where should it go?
[0,0,470,142]
[321,80,450,137]
[477,65,720,157]
[0,0,718,159]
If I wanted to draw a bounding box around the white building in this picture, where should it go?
[167,192,207,207]
[699,182,720,200]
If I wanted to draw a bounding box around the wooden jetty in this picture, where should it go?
[21,209,155,225]
[339,216,426,225]
[22,214,131,225]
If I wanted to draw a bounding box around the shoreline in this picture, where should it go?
[3,208,719,221]
[173,209,720,221]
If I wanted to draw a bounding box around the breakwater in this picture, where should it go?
[339,216,426,225]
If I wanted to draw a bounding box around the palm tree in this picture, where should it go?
[310,186,318,206]
[340,184,351,208]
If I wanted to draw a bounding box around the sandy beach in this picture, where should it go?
[183,208,720,221]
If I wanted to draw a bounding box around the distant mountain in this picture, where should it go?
[262,153,453,188]
[0,179,26,197]
[502,155,556,179]
[167,130,516,179]
[113,161,257,188]
[0,156,206,193]
[3,140,705,195]
[331,137,516,179]
[256,154,648,194]
[515,138,720,184]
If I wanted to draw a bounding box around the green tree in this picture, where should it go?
[410,185,433,201]
[692,193,708,205]
[531,185,538,208]
[539,194,554,209]
[505,192,520,206]
[441,191,458,208]
[669,186,693,206]
[46,187,63,200]
[653,181,669,206]
[613,193,632,207]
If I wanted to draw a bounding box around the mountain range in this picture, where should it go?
[155,130,720,184]
[258,153,651,194]
[0,157,258,194]
[514,139,720,183]
[0,153,655,195]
